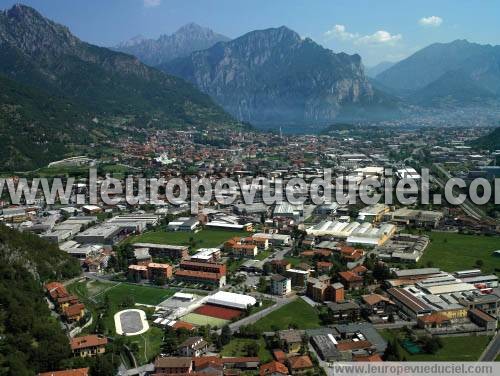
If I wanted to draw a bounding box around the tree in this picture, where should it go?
[244,342,260,357]
[161,328,179,354]
[220,325,232,346]
[90,355,116,376]
[421,336,442,354]
[257,276,267,293]
[372,263,391,281]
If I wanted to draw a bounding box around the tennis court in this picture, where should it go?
[194,304,243,320]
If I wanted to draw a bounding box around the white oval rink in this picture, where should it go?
[114,309,149,336]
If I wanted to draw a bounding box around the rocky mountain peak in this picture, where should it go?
[114,22,230,66]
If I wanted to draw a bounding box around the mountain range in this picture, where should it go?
[365,61,395,78]
[2,4,500,170]
[113,23,230,66]
[159,26,398,129]
[0,5,234,170]
[376,39,500,106]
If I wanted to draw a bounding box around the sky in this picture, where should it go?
[1,0,500,66]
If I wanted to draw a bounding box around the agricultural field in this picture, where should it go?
[252,298,322,331]
[417,232,500,273]
[125,228,249,249]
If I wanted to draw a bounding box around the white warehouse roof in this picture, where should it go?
[207,291,256,310]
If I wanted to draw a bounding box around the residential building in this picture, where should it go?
[190,248,221,263]
[361,294,395,319]
[177,336,208,357]
[128,264,148,280]
[132,243,189,260]
[270,259,291,274]
[63,303,85,323]
[286,268,310,288]
[286,355,314,375]
[70,335,107,357]
[147,262,173,281]
[180,260,227,275]
[338,271,364,290]
[252,233,291,246]
[306,276,344,303]
[278,329,303,354]
[327,301,361,323]
[259,361,289,376]
[154,357,193,374]
[270,275,291,296]
[39,368,89,376]
[175,270,226,288]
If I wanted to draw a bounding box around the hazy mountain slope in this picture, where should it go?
[471,127,500,151]
[0,4,239,170]
[365,61,395,78]
[161,26,396,129]
[0,74,108,171]
[376,40,490,92]
[0,5,234,127]
[114,23,230,66]
[409,70,498,106]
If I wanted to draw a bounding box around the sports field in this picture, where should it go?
[194,304,243,320]
[181,312,230,328]
[67,279,170,364]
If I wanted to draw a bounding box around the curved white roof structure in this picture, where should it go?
[207,291,256,310]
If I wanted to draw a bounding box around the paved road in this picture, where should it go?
[480,331,500,361]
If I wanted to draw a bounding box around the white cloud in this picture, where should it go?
[144,0,161,8]
[419,16,443,27]
[324,25,359,41]
[356,30,402,45]
[324,25,402,46]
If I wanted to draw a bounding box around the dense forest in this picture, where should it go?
[0,225,81,375]
[471,127,500,151]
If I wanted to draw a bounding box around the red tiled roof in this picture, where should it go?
[272,349,287,362]
[287,355,313,370]
[175,269,222,281]
[418,313,450,324]
[351,265,368,274]
[70,335,108,351]
[45,282,69,300]
[39,368,89,376]
[317,261,333,268]
[260,361,288,375]
[362,293,393,306]
[63,303,85,317]
[339,271,363,283]
[336,340,373,351]
[353,354,383,362]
